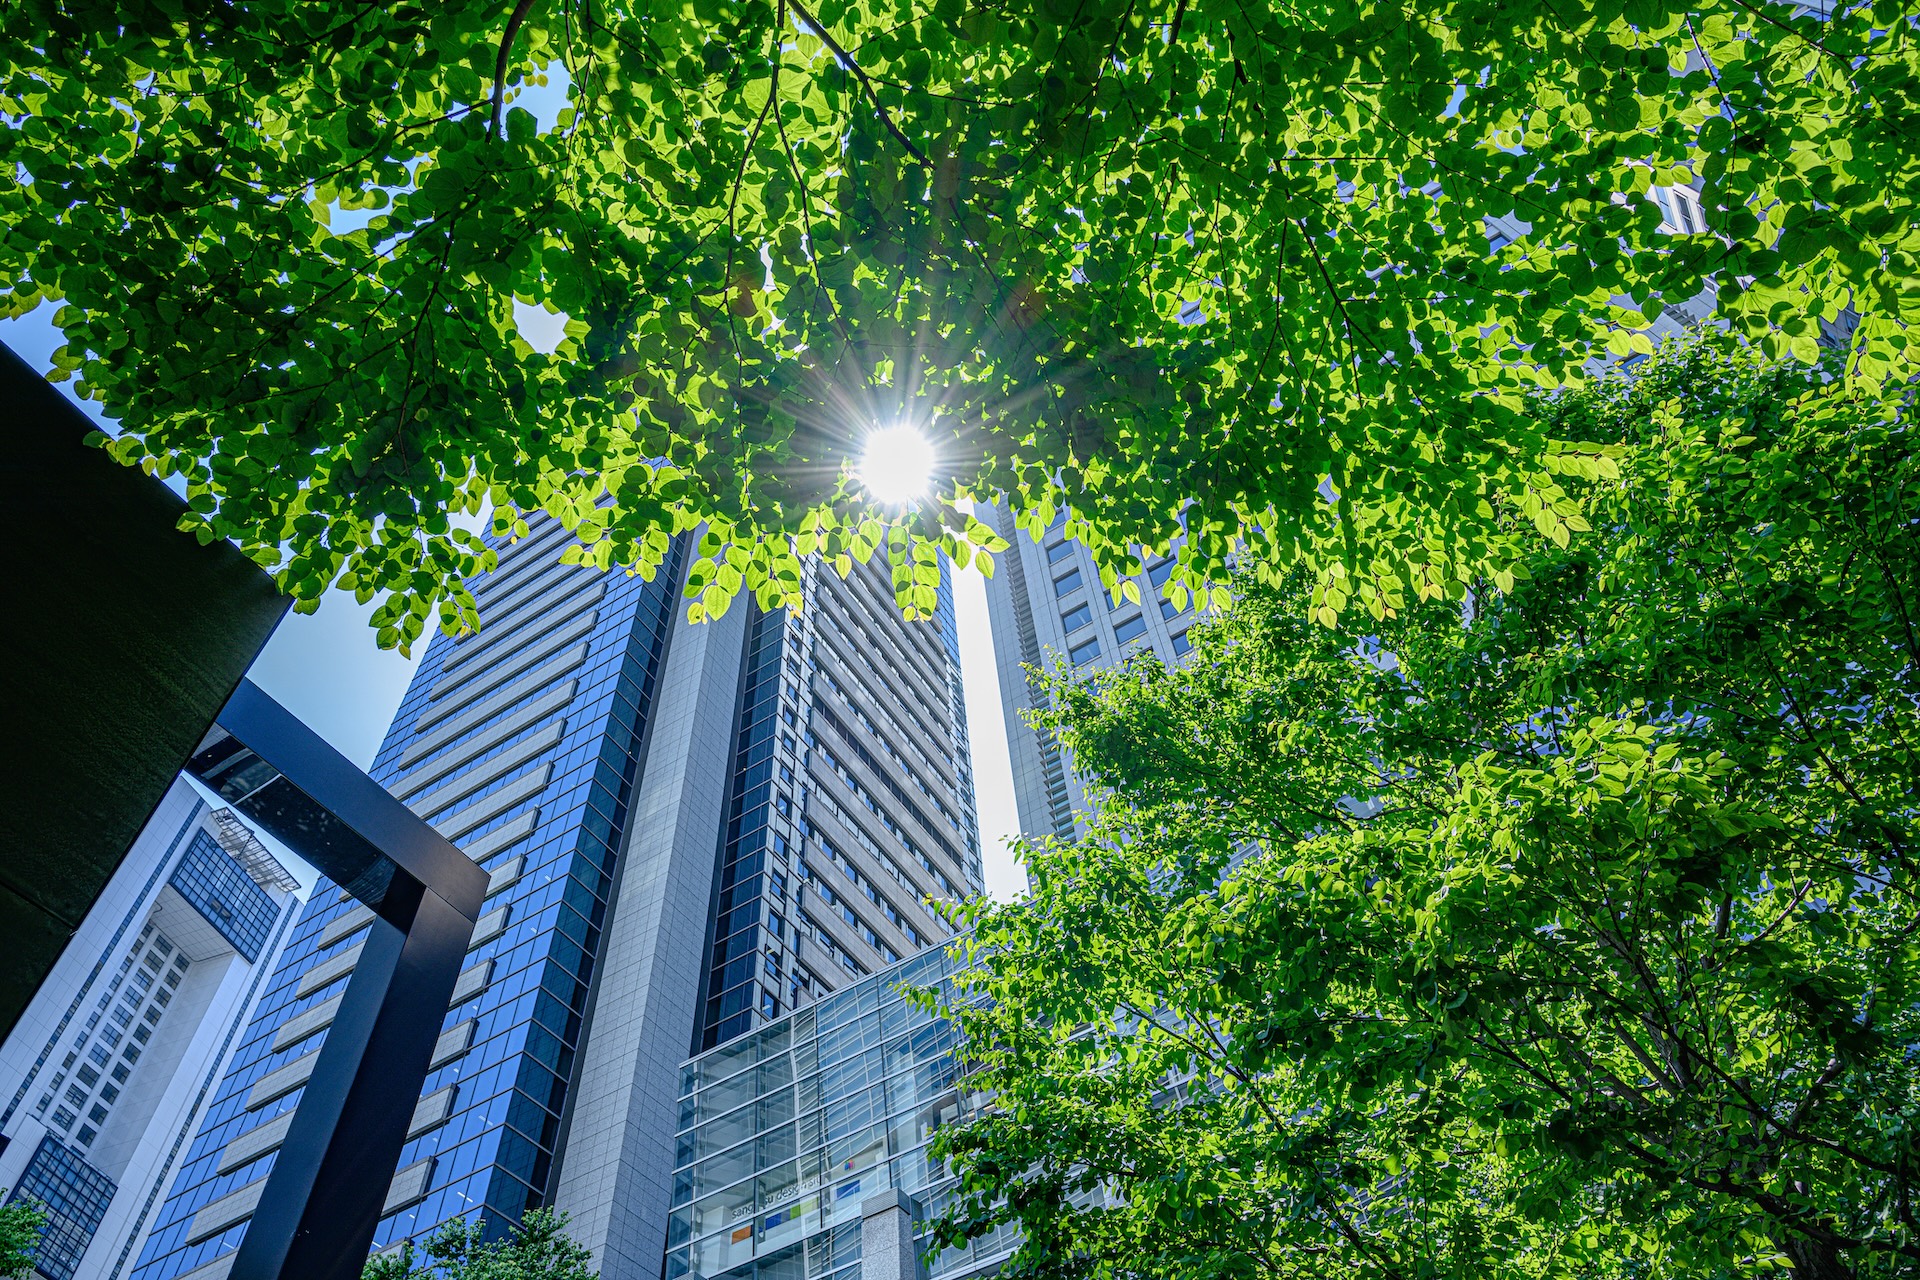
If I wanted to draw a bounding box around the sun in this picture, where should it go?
[856,425,936,506]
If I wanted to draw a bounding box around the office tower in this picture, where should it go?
[978,505,1206,842]
[0,780,300,1280]
[668,946,1012,1280]
[134,523,981,1280]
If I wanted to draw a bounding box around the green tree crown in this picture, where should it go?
[931,337,1920,1279]
[4,0,1914,645]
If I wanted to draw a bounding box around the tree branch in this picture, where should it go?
[491,0,541,139]
[787,0,931,168]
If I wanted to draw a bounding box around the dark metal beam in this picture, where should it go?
[187,680,488,1280]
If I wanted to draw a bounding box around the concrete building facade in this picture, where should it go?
[979,507,1207,842]
[0,781,300,1280]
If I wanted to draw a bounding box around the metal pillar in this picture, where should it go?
[186,680,489,1280]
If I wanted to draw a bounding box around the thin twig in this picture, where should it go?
[787,0,931,168]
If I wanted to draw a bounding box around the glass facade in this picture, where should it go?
[10,1135,118,1280]
[668,948,1015,1280]
[131,528,688,1279]
[167,832,279,963]
[703,607,791,1047]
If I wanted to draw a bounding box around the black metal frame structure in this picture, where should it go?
[187,680,488,1280]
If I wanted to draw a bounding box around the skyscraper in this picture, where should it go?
[0,780,300,1280]
[133,523,981,1280]
[978,506,1207,842]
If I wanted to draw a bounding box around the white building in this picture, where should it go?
[0,780,300,1280]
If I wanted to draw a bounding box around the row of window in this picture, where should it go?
[812,607,948,756]
[821,570,950,717]
[814,666,959,829]
[805,736,965,901]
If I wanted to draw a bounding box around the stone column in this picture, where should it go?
[860,1188,923,1280]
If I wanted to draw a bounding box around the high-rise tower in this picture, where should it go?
[978,506,1206,843]
[0,780,300,1280]
[132,524,980,1280]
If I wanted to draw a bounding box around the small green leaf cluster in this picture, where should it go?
[0,1201,44,1280]
[931,337,1920,1280]
[362,1209,596,1280]
[2,0,1915,643]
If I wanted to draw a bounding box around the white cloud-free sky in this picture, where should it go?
[3,305,1027,901]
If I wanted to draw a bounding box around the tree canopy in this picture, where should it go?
[4,0,1915,645]
[363,1209,597,1280]
[930,339,1920,1280]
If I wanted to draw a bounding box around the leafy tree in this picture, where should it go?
[363,1209,597,1280]
[931,338,1920,1280]
[3,0,1915,646]
[0,1201,44,1280]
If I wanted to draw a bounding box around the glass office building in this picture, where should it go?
[135,522,982,1280]
[669,946,1015,1280]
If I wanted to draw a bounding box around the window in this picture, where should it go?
[1171,630,1193,656]
[76,1067,98,1088]
[1147,558,1175,587]
[132,1024,151,1044]
[110,1063,129,1084]
[1053,569,1083,598]
[1045,539,1074,565]
[767,913,784,939]
[1652,183,1705,234]
[1061,603,1092,633]
[65,1086,86,1109]
[1114,615,1148,645]
[87,1104,107,1125]
[1070,638,1102,665]
[99,1085,118,1105]
[52,1108,75,1130]
[760,990,779,1019]
[121,1045,139,1064]
[1161,596,1187,620]
[87,1045,108,1067]
[765,954,781,979]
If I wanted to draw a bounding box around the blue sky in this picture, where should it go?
[2,307,1026,900]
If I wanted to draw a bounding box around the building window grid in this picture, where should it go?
[811,615,948,756]
[167,832,279,962]
[8,1136,119,1280]
[805,743,965,906]
[814,671,959,826]
[666,951,1000,1280]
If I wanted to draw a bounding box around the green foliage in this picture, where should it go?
[932,338,1920,1279]
[0,1200,45,1280]
[4,0,1916,646]
[363,1209,596,1280]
